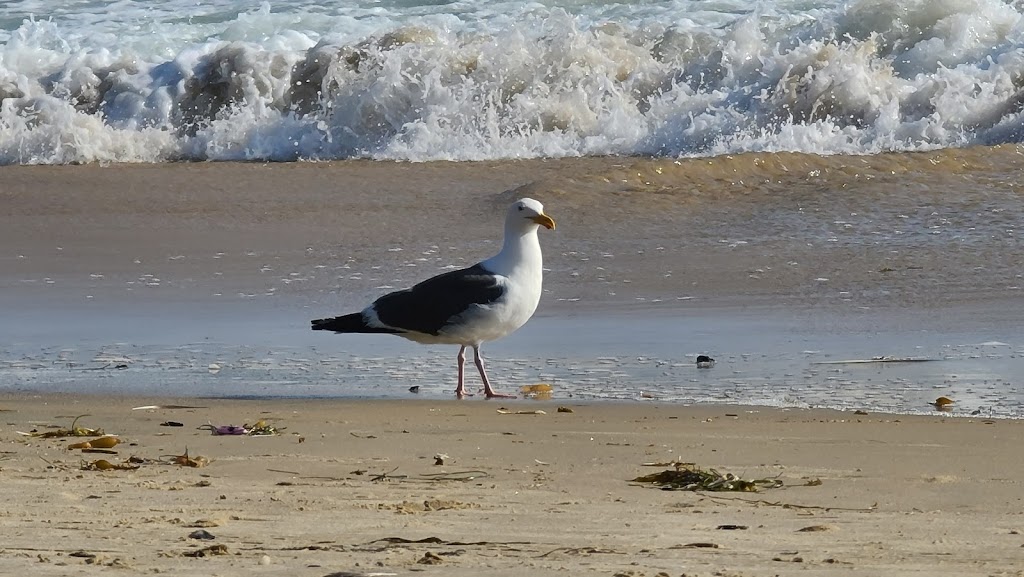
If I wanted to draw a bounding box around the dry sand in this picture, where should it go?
[1,395,1022,576]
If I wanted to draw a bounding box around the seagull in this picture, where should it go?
[311,198,556,399]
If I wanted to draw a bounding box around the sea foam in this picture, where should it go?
[2,0,1024,164]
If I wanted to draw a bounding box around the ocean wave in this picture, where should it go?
[2,0,1024,164]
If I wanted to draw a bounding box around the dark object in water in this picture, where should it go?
[696,355,715,368]
[408,385,420,393]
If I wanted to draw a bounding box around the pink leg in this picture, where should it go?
[473,346,516,399]
[455,346,472,398]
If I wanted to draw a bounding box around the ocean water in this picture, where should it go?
[3,303,1022,418]
[3,0,1024,164]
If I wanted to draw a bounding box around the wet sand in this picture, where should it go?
[1,395,1022,576]
[2,148,1023,315]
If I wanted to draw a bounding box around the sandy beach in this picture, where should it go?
[5,0,1024,570]
[1,396,1022,576]
[1,153,1023,575]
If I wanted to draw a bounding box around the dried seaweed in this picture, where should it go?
[701,495,877,512]
[18,415,104,438]
[632,463,782,492]
[183,544,228,557]
[537,546,624,557]
[165,448,209,468]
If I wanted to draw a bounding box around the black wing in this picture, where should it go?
[372,264,504,335]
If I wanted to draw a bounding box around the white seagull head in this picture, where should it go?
[508,198,556,232]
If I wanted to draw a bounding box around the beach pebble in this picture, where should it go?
[259,555,271,565]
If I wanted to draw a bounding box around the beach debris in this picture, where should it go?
[18,415,104,438]
[199,420,281,436]
[408,385,420,393]
[81,362,129,371]
[166,448,209,468]
[188,530,216,540]
[200,424,248,435]
[183,544,229,557]
[371,466,404,482]
[632,462,783,492]
[363,536,530,549]
[416,552,444,564]
[433,453,448,466]
[537,546,625,557]
[677,542,719,549]
[496,408,546,415]
[160,421,184,427]
[699,494,875,512]
[189,519,222,528]
[931,396,955,411]
[797,525,833,532]
[417,470,488,482]
[811,356,936,365]
[853,410,869,415]
[696,355,715,368]
[773,555,805,563]
[68,436,121,450]
[639,391,655,398]
[374,498,478,513]
[132,404,208,410]
[717,524,748,530]
[520,383,553,399]
[556,406,574,413]
[247,420,280,436]
[81,459,139,471]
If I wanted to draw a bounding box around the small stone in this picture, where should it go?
[417,552,443,565]
[259,555,271,566]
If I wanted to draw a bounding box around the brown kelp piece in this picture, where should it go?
[81,459,140,471]
[68,436,121,450]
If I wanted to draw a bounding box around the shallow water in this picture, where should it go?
[2,301,1021,418]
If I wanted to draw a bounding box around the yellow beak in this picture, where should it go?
[531,213,556,230]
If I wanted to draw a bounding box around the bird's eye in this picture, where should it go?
[517,205,524,211]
